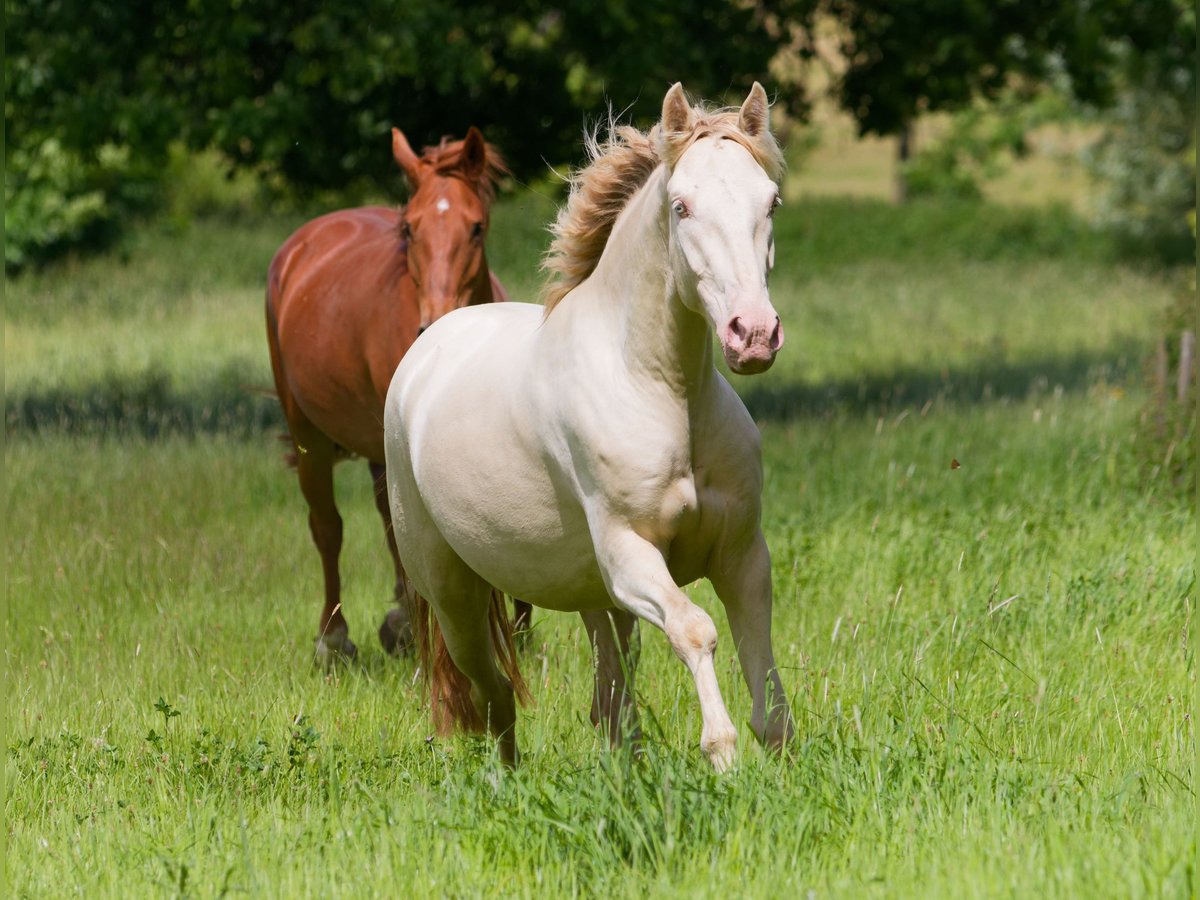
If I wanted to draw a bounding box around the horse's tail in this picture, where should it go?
[411,586,530,735]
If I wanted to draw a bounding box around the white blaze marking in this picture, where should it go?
[435,198,450,214]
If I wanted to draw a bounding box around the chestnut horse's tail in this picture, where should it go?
[411,586,530,735]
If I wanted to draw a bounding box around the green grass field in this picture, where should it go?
[5,162,1195,896]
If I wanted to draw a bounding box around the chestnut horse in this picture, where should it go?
[266,126,529,663]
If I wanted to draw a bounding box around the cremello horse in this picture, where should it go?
[384,83,795,770]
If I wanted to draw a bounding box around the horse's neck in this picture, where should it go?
[584,167,713,394]
[474,251,496,302]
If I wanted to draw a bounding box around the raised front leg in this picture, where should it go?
[580,608,641,750]
[708,529,794,751]
[597,527,738,771]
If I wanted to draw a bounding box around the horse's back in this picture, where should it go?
[269,206,403,300]
[268,206,415,461]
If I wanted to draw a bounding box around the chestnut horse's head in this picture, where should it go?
[392,127,506,333]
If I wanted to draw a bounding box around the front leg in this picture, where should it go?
[595,526,738,771]
[708,529,794,751]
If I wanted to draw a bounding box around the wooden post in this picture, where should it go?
[1155,337,1169,397]
[1178,330,1195,404]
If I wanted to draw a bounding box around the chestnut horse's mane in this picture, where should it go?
[417,135,508,205]
[540,100,785,313]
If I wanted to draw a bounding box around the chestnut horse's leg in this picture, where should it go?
[370,461,414,656]
[295,440,356,664]
[580,608,642,751]
[512,599,534,638]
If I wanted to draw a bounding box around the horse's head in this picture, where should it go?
[661,83,784,375]
[393,126,502,333]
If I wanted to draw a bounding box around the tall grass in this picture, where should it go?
[5,185,1193,897]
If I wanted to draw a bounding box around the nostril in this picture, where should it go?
[729,316,747,344]
[417,324,428,337]
[769,317,784,351]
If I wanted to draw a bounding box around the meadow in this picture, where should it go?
[5,143,1195,896]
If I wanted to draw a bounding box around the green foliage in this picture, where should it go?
[800,0,1195,139]
[160,145,269,225]
[790,0,1195,240]
[5,0,790,267]
[899,92,1076,202]
[903,107,1029,202]
[9,0,1197,268]
[3,139,160,270]
[5,0,787,188]
[1080,57,1196,263]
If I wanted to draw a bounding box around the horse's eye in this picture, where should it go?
[471,222,484,240]
[672,200,688,218]
[400,222,413,241]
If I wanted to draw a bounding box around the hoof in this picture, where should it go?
[314,626,357,668]
[379,606,414,656]
[701,728,737,773]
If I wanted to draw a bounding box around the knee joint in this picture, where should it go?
[668,607,717,663]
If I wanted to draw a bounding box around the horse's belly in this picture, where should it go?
[452,526,612,612]
[297,388,385,459]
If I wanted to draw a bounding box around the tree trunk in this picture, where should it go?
[894,123,912,204]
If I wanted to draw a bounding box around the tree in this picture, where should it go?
[785,0,1195,202]
[7,0,797,187]
[6,0,803,266]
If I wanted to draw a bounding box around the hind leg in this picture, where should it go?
[424,559,520,765]
[581,608,641,750]
[389,470,519,761]
[512,599,534,639]
[295,440,355,664]
[370,461,414,655]
[267,307,353,665]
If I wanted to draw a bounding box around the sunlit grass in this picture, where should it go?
[7,391,1192,896]
[789,104,1097,213]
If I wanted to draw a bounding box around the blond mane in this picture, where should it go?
[541,102,784,313]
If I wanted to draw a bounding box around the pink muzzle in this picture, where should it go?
[721,310,784,374]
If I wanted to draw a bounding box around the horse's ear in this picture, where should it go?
[392,127,422,184]
[461,126,487,182]
[738,82,770,137]
[661,83,694,135]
